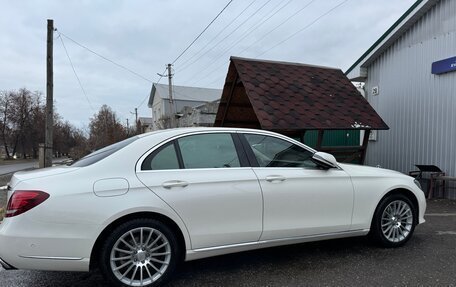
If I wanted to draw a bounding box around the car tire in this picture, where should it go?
[99,218,179,287]
[370,193,417,248]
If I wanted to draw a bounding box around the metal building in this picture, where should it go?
[347,0,456,198]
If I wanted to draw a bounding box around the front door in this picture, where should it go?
[241,133,354,240]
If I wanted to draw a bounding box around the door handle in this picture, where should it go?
[162,180,189,189]
[265,175,286,182]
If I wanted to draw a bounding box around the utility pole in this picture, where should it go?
[126,118,129,135]
[130,108,139,133]
[134,107,138,131]
[167,64,175,128]
[44,19,54,167]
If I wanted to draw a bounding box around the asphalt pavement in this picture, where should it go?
[0,158,69,176]
[0,162,38,176]
[0,199,455,286]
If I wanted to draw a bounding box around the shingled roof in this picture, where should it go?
[214,57,388,131]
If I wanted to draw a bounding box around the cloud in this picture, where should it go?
[1,0,415,128]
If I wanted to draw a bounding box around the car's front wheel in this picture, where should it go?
[370,193,417,247]
[100,218,179,287]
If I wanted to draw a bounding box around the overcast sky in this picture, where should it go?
[1,0,416,129]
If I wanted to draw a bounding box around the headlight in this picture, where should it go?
[413,179,422,190]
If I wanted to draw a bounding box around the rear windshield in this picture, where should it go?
[71,136,139,167]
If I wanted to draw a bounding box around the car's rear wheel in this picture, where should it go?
[100,218,179,287]
[370,193,416,247]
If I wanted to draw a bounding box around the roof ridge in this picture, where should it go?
[230,56,340,70]
[154,82,222,91]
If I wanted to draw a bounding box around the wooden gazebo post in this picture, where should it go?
[359,129,371,164]
[316,130,324,150]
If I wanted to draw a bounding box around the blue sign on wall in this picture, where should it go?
[432,56,456,75]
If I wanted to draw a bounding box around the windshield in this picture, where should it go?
[71,136,139,167]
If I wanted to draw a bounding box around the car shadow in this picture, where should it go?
[3,235,421,287]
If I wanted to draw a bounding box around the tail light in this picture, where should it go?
[6,190,50,218]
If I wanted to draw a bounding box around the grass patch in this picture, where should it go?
[0,207,4,221]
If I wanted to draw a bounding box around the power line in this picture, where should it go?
[206,73,227,87]
[224,0,293,54]
[136,67,168,109]
[57,30,154,83]
[148,1,238,113]
[238,0,317,55]
[180,0,274,84]
[256,0,349,57]
[194,0,294,77]
[172,0,234,64]
[54,28,159,116]
[187,0,316,86]
[178,0,285,76]
[190,59,230,86]
[177,0,257,71]
[58,32,95,113]
[193,0,349,87]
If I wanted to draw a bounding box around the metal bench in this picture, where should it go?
[430,175,456,199]
[409,165,445,199]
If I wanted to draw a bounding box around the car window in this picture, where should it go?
[244,134,317,168]
[71,136,139,167]
[177,133,240,169]
[141,142,180,170]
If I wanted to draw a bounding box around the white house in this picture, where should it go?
[148,83,222,129]
[346,0,456,199]
[137,117,153,133]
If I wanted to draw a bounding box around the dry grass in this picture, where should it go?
[0,207,4,221]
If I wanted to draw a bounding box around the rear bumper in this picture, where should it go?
[0,257,16,270]
[0,216,95,272]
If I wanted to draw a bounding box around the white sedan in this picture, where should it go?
[0,128,426,286]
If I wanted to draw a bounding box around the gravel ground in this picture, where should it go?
[0,199,455,286]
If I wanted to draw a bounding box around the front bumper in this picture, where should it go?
[0,257,16,270]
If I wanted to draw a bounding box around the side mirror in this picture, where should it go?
[312,152,338,169]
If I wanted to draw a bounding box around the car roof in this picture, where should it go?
[137,127,281,139]
[136,127,317,154]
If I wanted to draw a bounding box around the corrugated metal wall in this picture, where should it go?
[365,0,456,199]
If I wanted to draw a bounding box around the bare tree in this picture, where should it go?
[0,88,35,158]
[0,90,13,158]
[88,105,128,151]
[0,88,88,159]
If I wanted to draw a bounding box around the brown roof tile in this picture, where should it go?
[215,57,388,130]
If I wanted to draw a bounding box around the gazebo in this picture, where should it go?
[214,57,389,164]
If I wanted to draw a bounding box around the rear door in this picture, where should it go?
[136,132,263,249]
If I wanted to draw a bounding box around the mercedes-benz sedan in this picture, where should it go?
[0,128,426,286]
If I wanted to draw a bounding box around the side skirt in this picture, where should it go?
[185,229,369,261]
[19,255,83,261]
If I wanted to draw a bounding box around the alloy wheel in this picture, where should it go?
[109,227,172,286]
[380,200,413,243]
